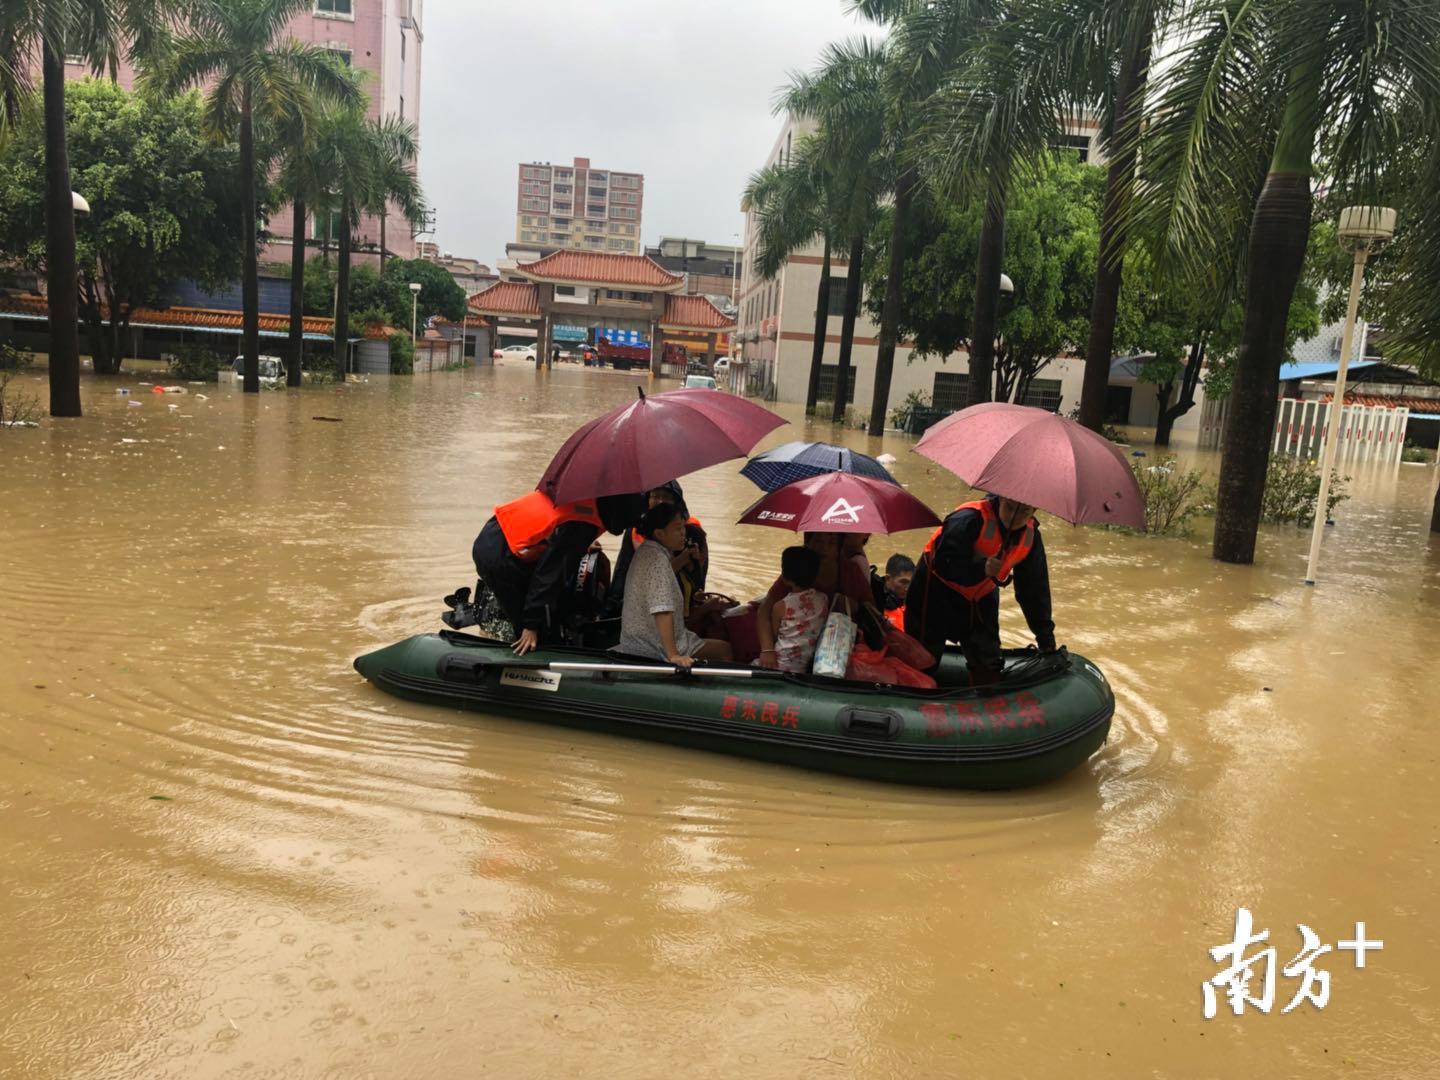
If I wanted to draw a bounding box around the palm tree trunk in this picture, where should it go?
[42,44,81,418]
[966,179,1007,407]
[239,85,259,394]
[804,237,832,416]
[1078,13,1154,432]
[834,235,864,421]
[1213,69,1318,565]
[379,209,387,274]
[288,196,306,387]
[335,203,352,381]
[868,168,916,436]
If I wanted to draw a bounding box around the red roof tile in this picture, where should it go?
[659,294,736,332]
[0,293,333,335]
[468,281,541,318]
[1323,392,1440,415]
[517,250,684,290]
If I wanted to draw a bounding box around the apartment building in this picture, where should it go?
[515,158,644,255]
[63,0,425,268]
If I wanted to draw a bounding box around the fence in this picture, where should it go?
[1198,396,1409,464]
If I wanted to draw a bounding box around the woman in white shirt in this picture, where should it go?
[618,503,733,668]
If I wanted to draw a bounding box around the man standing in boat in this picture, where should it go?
[471,491,641,656]
[905,493,1056,685]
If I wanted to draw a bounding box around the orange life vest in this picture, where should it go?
[494,490,603,563]
[921,498,1035,603]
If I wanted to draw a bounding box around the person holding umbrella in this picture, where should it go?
[904,495,1056,686]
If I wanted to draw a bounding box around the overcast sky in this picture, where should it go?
[417,0,876,268]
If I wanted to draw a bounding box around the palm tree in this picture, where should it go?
[777,38,891,423]
[1,0,175,417]
[1131,0,1440,563]
[152,0,358,394]
[313,105,424,379]
[742,135,842,415]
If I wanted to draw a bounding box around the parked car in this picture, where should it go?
[713,358,731,378]
[684,374,717,390]
[232,354,285,388]
[494,344,537,362]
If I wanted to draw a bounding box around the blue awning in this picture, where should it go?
[1278,360,1380,382]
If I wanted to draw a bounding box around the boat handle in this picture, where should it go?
[836,707,903,740]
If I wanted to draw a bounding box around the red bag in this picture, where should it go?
[883,627,935,671]
[845,643,938,689]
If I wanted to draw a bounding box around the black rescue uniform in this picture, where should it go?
[904,495,1056,683]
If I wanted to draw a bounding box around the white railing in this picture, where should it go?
[1199,396,1409,464]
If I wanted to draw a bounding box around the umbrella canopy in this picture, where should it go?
[914,402,1145,528]
[737,472,941,535]
[740,441,900,492]
[538,387,787,504]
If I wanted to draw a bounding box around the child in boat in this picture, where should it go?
[871,553,914,630]
[754,533,870,668]
[768,546,829,673]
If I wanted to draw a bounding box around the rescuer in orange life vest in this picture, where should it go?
[472,490,643,656]
[904,494,1056,685]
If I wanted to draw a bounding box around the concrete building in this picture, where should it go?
[468,251,733,372]
[63,0,425,268]
[736,114,1121,427]
[415,242,497,295]
[515,158,644,255]
[646,237,741,312]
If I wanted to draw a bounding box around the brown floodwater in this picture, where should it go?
[2,360,1439,1079]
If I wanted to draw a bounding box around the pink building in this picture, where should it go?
[63,0,425,271]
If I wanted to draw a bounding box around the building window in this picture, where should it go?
[824,276,849,317]
[1053,134,1092,163]
[556,286,576,296]
[316,0,352,14]
[816,365,857,404]
[325,47,351,66]
[312,208,345,241]
[932,372,970,411]
[591,171,608,182]
[609,239,627,250]
[1020,377,1063,412]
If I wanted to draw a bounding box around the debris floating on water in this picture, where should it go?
[312,416,343,422]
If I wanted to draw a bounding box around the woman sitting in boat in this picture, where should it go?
[618,502,733,668]
[609,482,730,629]
[768,546,829,673]
[472,490,642,657]
[754,533,872,669]
[904,493,1055,685]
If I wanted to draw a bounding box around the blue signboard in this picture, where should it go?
[599,327,649,348]
[553,324,587,342]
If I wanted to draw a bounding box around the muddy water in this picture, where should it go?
[2,361,1438,1079]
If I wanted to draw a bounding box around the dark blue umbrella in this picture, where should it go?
[740,441,900,492]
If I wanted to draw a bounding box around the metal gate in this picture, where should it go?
[1199,397,1408,464]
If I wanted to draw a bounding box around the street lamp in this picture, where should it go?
[71,192,90,217]
[408,282,422,342]
[1303,205,1397,586]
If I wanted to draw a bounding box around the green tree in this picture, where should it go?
[1130,0,1440,563]
[777,37,891,422]
[381,257,466,330]
[742,136,841,416]
[864,153,1102,406]
[311,104,424,379]
[0,80,246,374]
[1,0,177,416]
[152,0,358,394]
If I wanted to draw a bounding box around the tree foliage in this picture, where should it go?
[0,79,248,373]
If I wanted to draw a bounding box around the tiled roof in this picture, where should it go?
[517,250,684,290]
[0,293,334,336]
[1323,392,1440,416]
[468,281,541,318]
[659,294,736,332]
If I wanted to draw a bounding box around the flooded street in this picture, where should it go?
[2,361,1439,1079]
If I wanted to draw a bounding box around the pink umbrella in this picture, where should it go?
[914,402,1145,528]
[737,472,941,535]
[538,387,787,503]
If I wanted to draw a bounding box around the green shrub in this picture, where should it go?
[1128,456,1215,536]
[890,388,930,429]
[165,344,223,382]
[388,333,415,375]
[1402,442,1434,464]
[0,342,28,370]
[1261,455,1349,525]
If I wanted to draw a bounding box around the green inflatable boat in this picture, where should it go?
[354,631,1113,789]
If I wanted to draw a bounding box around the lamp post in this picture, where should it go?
[409,282,422,343]
[72,191,90,217]
[1303,206,1396,586]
